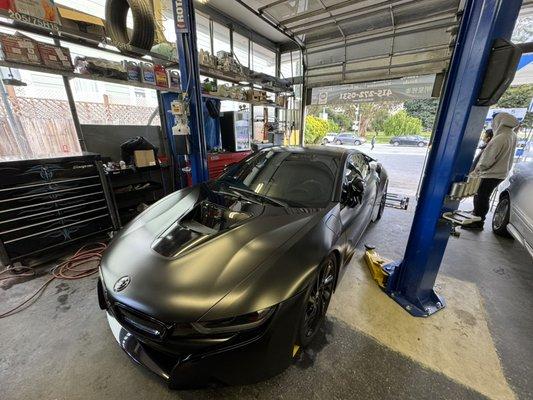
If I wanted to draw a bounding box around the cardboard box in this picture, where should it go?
[133,150,157,168]
[37,42,73,71]
[0,32,42,65]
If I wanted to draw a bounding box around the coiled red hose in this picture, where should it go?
[0,242,107,319]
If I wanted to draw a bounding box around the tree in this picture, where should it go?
[382,110,423,136]
[404,99,439,131]
[370,108,390,133]
[329,111,352,131]
[304,115,339,144]
[495,84,533,108]
[495,84,533,129]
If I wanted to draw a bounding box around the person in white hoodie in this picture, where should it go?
[464,112,519,230]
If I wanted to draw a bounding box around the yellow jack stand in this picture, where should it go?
[363,245,392,289]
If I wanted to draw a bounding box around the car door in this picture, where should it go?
[339,153,377,251]
[343,134,353,145]
[509,162,533,253]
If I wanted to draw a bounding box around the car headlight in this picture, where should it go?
[191,306,276,335]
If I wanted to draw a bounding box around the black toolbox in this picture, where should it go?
[0,154,119,267]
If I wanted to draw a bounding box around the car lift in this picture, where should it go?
[365,0,524,316]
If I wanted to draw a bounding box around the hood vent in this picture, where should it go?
[152,201,252,258]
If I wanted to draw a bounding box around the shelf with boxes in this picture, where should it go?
[0,6,294,97]
[0,29,182,92]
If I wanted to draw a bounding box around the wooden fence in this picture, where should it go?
[0,97,160,160]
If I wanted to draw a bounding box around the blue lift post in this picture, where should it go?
[384,0,524,317]
[171,0,209,184]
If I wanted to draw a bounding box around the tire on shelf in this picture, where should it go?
[105,0,155,52]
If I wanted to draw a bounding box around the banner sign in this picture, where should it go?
[5,0,61,30]
[486,108,528,122]
[310,75,436,105]
[174,0,188,33]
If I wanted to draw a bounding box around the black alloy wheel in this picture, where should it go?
[298,255,337,347]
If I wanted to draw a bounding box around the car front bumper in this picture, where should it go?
[104,290,306,388]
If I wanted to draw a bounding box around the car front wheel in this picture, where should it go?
[297,255,337,347]
[417,141,426,147]
[392,141,399,146]
[335,140,342,145]
[492,196,512,238]
[354,140,361,146]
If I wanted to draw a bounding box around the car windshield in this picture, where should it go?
[216,150,339,208]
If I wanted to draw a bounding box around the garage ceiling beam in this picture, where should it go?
[307,43,451,70]
[307,56,449,77]
[289,0,419,34]
[305,14,457,54]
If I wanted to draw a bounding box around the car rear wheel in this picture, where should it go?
[297,255,337,347]
[417,141,426,147]
[392,141,399,146]
[354,140,361,146]
[492,196,512,238]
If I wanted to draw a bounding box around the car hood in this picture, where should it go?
[101,184,323,322]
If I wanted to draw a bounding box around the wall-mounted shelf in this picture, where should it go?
[201,92,287,109]
[0,60,182,93]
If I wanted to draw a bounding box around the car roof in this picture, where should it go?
[262,145,362,160]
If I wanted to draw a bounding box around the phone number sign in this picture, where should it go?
[312,75,436,105]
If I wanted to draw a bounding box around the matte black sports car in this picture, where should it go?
[98,146,388,388]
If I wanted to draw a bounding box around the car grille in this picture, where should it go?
[114,304,169,341]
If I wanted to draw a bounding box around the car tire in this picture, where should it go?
[297,254,337,347]
[335,140,342,145]
[392,141,399,146]
[322,139,328,145]
[372,184,387,222]
[492,196,512,238]
[354,140,361,146]
[417,141,426,147]
[105,0,155,52]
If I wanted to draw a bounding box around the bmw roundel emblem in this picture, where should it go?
[114,276,131,292]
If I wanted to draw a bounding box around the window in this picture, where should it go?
[217,150,338,208]
[348,154,370,179]
[0,69,81,160]
[280,51,302,79]
[233,32,249,68]
[196,13,212,52]
[213,22,231,55]
[252,42,276,76]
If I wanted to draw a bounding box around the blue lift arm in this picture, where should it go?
[172,0,209,184]
[385,0,524,317]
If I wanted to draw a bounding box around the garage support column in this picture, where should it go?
[385,0,523,317]
[172,0,209,184]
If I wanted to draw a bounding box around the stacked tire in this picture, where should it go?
[105,0,155,52]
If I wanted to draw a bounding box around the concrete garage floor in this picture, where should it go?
[1,205,532,400]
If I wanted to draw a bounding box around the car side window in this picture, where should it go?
[349,154,369,179]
